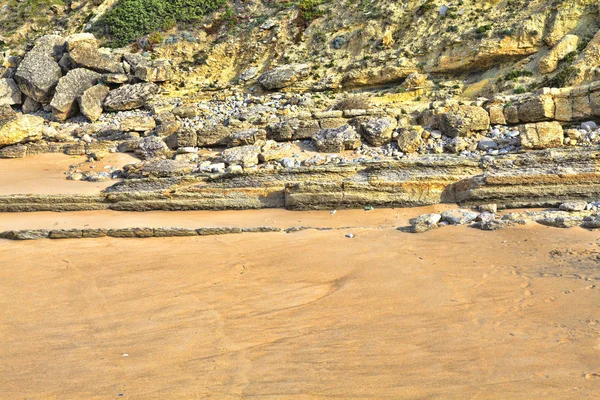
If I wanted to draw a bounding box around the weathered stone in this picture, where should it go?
[108,228,154,238]
[313,125,362,153]
[14,37,64,103]
[487,104,506,125]
[267,118,319,141]
[0,229,50,240]
[0,78,21,105]
[82,229,109,238]
[439,105,490,137]
[66,33,98,51]
[318,117,347,129]
[101,74,129,84]
[103,83,159,111]
[153,227,198,237]
[197,125,232,147]
[536,216,582,228]
[572,94,592,120]
[78,84,109,122]
[258,64,309,90]
[230,129,267,146]
[123,159,194,178]
[135,61,172,82]
[222,145,260,167]
[359,117,397,146]
[581,215,600,229]
[401,72,428,89]
[50,68,100,121]
[0,110,44,148]
[409,213,441,233]
[396,126,423,153]
[172,105,197,118]
[120,115,156,132]
[517,95,555,122]
[553,96,572,121]
[503,105,519,124]
[155,120,181,137]
[558,201,588,212]
[519,121,563,149]
[441,209,480,225]
[135,136,171,160]
[444,137,470,153]
[68,42,124,74]
[539,34,579,74]
[49,229,83,239]
[0,143,27,158]
[22,97,41,113]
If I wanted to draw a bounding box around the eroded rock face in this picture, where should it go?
[0,78,21,106]
[78,84,109,122]
[313,125,361,153]
[539,34,579,74]
[258,64,309,90]
[267,118,319,141]
[396,126,423,153]
[517,95,555,123]
[230,129,266,146]
[50,68,100,121]
[14,35,65,103]
[103,83,159,111]
[0,107,44,148]
[439,105,490,138]
[359,117,397,146]
[519,121,563,149]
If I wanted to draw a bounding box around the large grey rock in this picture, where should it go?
[313,125,362,153]
[258,64,309,90]
[50,68,100,121]
[78,84,109,122]
[135,136,171,160]
[68,42,124,74]
[222,145,260,168]
[441,209,480,225]
[581,215,600,229]
[14,36,65,103]
[0,78,21,105]
[439,105,490,138]
[409,213,441,233]
[103,83,159,111]
[359,117,397,146]
[558,201,588,212]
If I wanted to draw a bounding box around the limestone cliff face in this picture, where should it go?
[1,0,599,98]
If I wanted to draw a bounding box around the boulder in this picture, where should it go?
[581,215,600,229]
[441,209,480,225]
[258,64,310,90]
[66,33,98,51]
[14,36,64,103]
[409,213,441,233]
[0,143,27,158]
[517,95,555,122]
[0,78,21,105]
[396,126,423,153]
[135,136,171,160]
[120,115,156,132]
[222,145,261,168]
[313,125,362,153]
[197,125,232,147]
[0,108,44,148]
[103,83,159,111]
[135,61,172,82]
[50,68,100,121]
[78,84,109,122]
[359,117,397,146]
[68,42,124,74]
[539,34,579,74]
[230,128,266,146]
[401,72,428,89]
[439,105,490,137]
[267,118,319,141]
[519,121,563,149]
[558,201,588,212]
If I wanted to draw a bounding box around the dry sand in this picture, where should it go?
[0,153,138,195]
[1,221,599,399]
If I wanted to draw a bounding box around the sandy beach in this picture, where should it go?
[1,221,599,399]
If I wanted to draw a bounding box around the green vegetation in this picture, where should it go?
[99,0,226,47]
[2,0,65,34]
[297,0,325,22]
[513,86,526,94]
[501,70,533,81]
[475,24,492,34]
[547,67,578,88]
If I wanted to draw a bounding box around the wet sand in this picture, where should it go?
[0,206,457,232]
[0,153,138,195]
[1,224,599,398]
